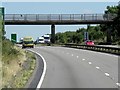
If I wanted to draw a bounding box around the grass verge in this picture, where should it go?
[2,45,36,88]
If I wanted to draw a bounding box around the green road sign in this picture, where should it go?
[11,33,17,43]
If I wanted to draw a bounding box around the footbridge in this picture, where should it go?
[4,14,117,43]
[5,14,116,25]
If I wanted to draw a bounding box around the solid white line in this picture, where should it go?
[27,49,47,89]
[72,54,73,56]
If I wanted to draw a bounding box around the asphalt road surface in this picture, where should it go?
[30,46,119,88]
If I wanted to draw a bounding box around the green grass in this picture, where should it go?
[12,51,36,88]
[2,38,36,88]
[2,39,21,64]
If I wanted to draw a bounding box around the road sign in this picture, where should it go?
[84,32,89,41]
[118,1,120,6]
[11,33,17,43]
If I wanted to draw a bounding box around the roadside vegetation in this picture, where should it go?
[1,13,36,88]
[55,4,120,45]
[0,20,3,89]
[2,38,36,88]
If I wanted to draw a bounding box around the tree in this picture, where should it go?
[100,5,119,43]
[113,5,120,38]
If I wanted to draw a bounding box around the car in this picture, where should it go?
[85,40,94,45]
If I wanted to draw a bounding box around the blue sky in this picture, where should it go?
[2,2,118,41]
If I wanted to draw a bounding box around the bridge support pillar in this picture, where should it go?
[106,24,112,45]
[51,24,55,43]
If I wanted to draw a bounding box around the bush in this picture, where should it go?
[2,39,20,63]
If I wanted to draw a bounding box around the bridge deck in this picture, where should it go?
[5,14,116,25]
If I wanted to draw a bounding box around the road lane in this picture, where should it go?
[30,46,118,88]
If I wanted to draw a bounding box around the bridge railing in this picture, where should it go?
[5,14,117,21]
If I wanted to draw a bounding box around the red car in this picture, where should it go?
[85,40,94,45]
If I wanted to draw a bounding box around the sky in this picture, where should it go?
[1,2,119,41]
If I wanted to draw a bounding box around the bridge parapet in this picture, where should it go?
[5,14,117,21]
[5,14,117,25]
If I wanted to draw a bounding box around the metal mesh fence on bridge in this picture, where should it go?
[4,14,117,21]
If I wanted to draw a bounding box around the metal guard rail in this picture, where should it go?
[64,44,120,55]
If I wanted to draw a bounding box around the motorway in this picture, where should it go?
[29,46,118,88]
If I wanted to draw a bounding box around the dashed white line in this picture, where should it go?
[105,73,110,77]
[116,83,120,86]
[88,62,92,64]
[96,66,100,69]
[77,56,79,58]
[71,54,73,56]
[81,49,118,58]
[82,59,85,61]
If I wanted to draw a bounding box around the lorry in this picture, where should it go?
[43,34,50,44]
[22,36,34,48]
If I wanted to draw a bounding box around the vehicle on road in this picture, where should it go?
[37,37,44,44]
[85,40,94,45]
[22,36,34,48]
[43,34,50,44]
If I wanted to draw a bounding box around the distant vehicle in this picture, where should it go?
[43,35,50,44]
[19,38,23,44]
[37,37,44,44]
[22,36,34,48]
[85,40,94,45]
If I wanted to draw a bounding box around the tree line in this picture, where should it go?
[55,4,120,45]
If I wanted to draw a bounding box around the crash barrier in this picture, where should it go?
[64,44,120,55]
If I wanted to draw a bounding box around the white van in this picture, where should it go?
[37,37,44,44]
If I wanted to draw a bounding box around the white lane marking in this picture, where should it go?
[88,62,92,64]
[82,59,85,61]
[105,73,110,77]
[80,49,118,58]
[116,83,120,86]
[71,54,73,56]
[77,56,79,58]
[96,66,100,69]
[27,49,47,89]
[62,47,118,58]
